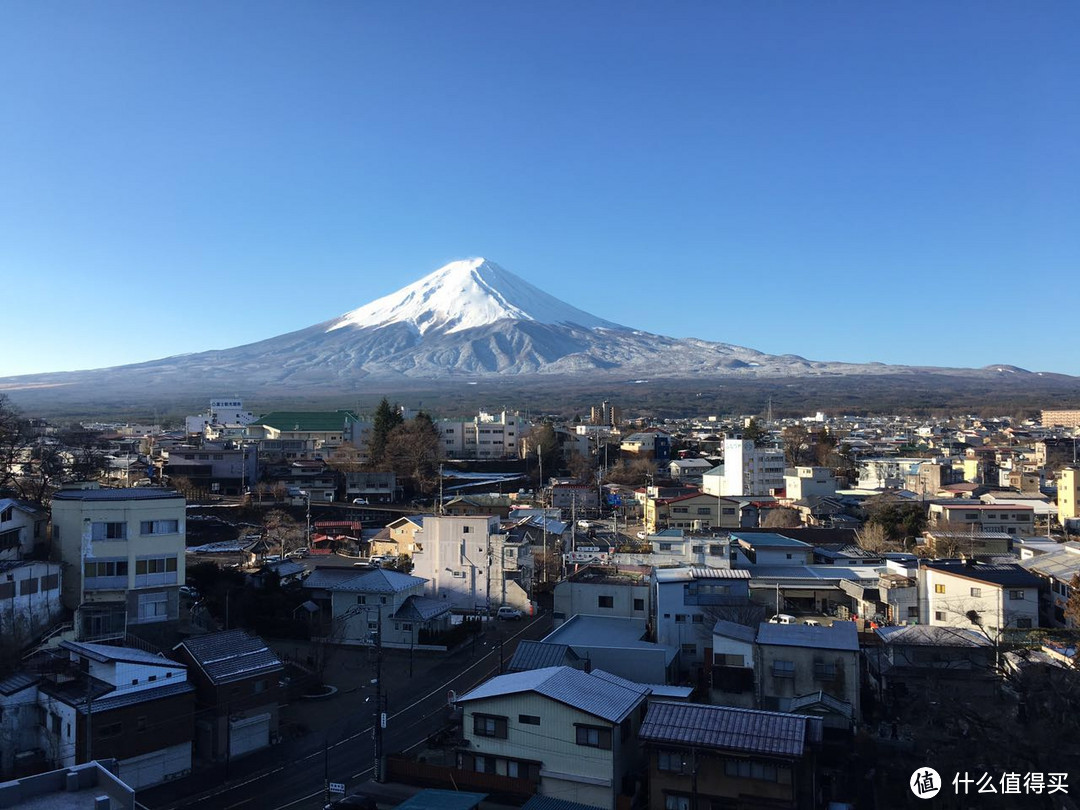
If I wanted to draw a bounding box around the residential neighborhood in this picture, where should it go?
[0,397,1078,809]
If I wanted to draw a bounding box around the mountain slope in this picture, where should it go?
[0,257,1075,409]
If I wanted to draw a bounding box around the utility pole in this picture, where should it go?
[373,607,385,783]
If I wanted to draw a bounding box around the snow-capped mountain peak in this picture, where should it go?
[327,257,624,336]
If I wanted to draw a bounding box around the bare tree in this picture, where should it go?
[761,507,802,528]
[262,509,304,557]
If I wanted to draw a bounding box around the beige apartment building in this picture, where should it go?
[52,483,186,641]
[1042,409,1080,429]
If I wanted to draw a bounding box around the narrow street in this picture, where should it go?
[138,612,552,810]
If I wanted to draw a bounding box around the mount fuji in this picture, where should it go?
[0,257,1073,409]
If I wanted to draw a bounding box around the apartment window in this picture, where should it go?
[452,571,466,578]
[664,794,691,810]
[463,526,472,534]
[84,560,129,580]
[674,614,687,623]
[598,595,614,609]
[657,750,687,773]
[575,724,612,750]
[19,578,38,596]
[772,660,795,678]
[722,507,736,516]
[907,607,919,619]
[935,611,946,622]
[473,714,508,739]
[724,759,779,782]
[964,513,978,521]
[696,508,711,515]
[633,598,645,611]
[356,596,366,605]
[691,545,704,554]
[518,714,540,726]
[659,543,673,551]
[98,722,122,739]
[970,587,982,598]
[1017,618,1033,629]
[1008,590,1025,600]
[692,614,704,624]
[91,522,127,541]
[137,591,169,622]
[934,584,946,594]
[135,557,177,575]
[813,660,836,680]
[140,520,179,535]
[681,643,696,655]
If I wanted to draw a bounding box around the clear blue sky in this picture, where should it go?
[2,2,1077,377]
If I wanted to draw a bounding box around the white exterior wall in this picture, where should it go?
[35,694,79,769]
[0,561,65,647]
[711,634,753,668]
[329,584,423,646]
[721,440,785,497]
[118,741,192,789]
[552,580,650,628]
[437,411,527,459]
[411,515,503,611]
[784,467,837,500]
[461,691,641,810]
[921,569,1040,632]
[0,685,39,778]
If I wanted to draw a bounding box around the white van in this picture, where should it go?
[768,614,797,625]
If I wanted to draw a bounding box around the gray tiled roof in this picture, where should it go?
[330,568,425,594]
[507,641,581,673]
[302,566,366,590]
[393,595,452,622]
[755,621,859,652]
[457,666,647,724]
[640,701,821,757]
[875,625,993,648]
[789,690,854,719]
[177,630,282,685]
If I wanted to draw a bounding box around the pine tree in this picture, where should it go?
[368,398,403,467]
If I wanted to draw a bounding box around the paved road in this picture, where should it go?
[143,613,553,810]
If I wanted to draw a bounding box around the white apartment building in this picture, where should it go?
[720,440,786,497]
[184,398,256,437]
[51,483,186,641]
[919,561,1041,633]
[410,515,531,612]
[437,411,528,459]
[783,467,837,500]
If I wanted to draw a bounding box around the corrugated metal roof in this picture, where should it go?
[521,796,607,810]
[732,532,813,548]
[654,567,750,583]
[52,487,182,502]
[0,672,39,695]
[86,680,194,715]
[60,641,172,667]
[456,666,648,724]
[712,620,756,644]
[507,641,580,673]
[393,789,488,810]
[640,701,819,757]
[177,630,282,685]
[922,561,1043,588]
[755,621,859,652]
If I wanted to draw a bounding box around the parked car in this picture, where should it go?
[179,585,199,599]
[497,606,524,621]
[287,548,310,559]
[636,530,648,540]
[352,498,369,505]
[768,614,797,625]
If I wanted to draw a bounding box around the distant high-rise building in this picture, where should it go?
[590,401,620,427]
[1042,409,1080,429]
[721,439,786,497]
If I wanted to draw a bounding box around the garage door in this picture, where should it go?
[119,743,191,789]
[229,712,271,759]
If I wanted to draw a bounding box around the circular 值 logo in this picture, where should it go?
[910,767,942,799]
